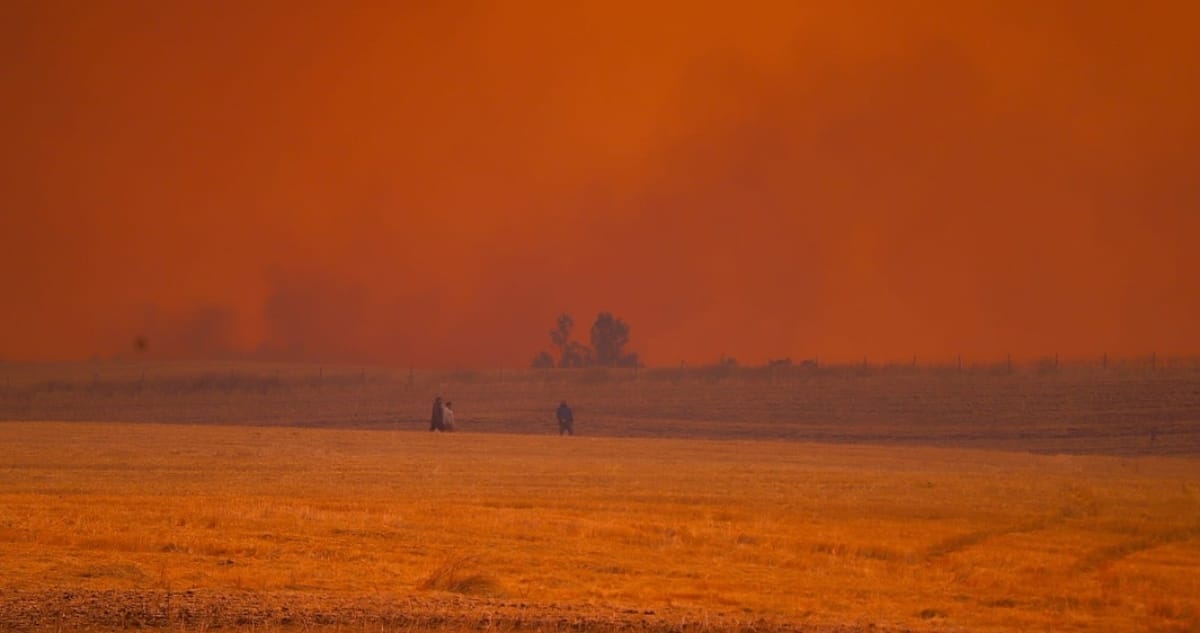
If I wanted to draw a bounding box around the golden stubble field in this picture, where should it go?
[2,419,1198,633]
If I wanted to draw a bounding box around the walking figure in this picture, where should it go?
[430,396,445,431]
[556,400,574,436]
[443,401,456,432]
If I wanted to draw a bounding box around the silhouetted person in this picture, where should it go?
[430,396,444,431]
[443,401,456,432]
[556,400,574,436]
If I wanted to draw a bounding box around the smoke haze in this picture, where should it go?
[2,2,1197,366]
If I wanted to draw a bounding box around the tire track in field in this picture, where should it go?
[922,514,1066,562]
[921,485,1104,562]
[1073,523,1200,572]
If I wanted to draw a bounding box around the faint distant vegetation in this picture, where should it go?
[531,312,640,369]
[0,364,381,403]
[0,354,1194,404]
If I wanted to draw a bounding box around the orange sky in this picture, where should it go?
[2,2,1197,367]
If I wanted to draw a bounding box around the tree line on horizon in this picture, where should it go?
[531,312,640,369]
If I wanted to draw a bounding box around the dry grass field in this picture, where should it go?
[2,359,1198,455]
[1,361,1198,632]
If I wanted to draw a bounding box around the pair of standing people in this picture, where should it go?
[430,396,455,432]
[428,397,571,435]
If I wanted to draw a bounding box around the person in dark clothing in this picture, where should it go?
[430,396,445,431]
[556,400,574,436]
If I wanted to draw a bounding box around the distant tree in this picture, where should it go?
[530,351,555,369]
[535,311,639,368]
[549,313,573,360]
[590,312,638,367]
[561,340,593,368]
[545,312,594,368]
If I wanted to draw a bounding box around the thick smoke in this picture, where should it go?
[1,2,1196,365]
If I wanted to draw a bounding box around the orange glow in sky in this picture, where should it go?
[2,2,1197,367]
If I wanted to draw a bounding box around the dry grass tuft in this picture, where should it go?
[418,554,504,597]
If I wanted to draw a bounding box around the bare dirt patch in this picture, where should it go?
[1,589,847,632]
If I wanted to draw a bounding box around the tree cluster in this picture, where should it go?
[531,312,640,369]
